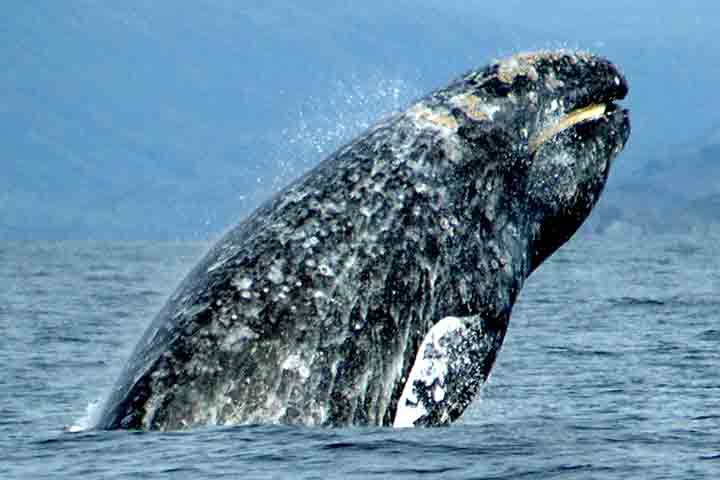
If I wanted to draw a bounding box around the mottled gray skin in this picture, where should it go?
[99,51,630,430]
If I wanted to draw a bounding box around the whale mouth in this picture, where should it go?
[528,58,630,155]
[529,102,627,154]
[529,103,608,153]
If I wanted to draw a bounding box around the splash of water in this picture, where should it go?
[273,76,422,190]
[65,399,103,432]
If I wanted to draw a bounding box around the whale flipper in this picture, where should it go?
[393,313,505,427]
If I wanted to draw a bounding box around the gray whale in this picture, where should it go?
[98,50,630,430]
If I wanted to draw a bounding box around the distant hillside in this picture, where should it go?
[587,128,720,235]
[0,1,539,240]
[2,2,719,240]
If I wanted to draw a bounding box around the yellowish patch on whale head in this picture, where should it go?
[411,105,458,131]
[494,50,594,85]
[449,94,491,122]
[496,56,540,84]
[530,104,607,153]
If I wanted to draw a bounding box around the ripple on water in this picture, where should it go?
[608,296,667,307]
[698,329,720,341]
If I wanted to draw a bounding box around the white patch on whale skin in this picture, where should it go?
[232,276,253,290]
[267,263,285,284]
[482,104,501,120]
[220,325,258,351]
[282,353,310,380]
[393,316,472,428]
[207,260,225,273]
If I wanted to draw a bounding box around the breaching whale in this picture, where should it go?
[98,50,630,430]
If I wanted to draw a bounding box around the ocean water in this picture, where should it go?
[1,234,718,479]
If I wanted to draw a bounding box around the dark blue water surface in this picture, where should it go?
[1,234,718,479]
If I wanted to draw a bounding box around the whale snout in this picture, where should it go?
[513,51,630,155]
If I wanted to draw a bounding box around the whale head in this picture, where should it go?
[434,50,630,274]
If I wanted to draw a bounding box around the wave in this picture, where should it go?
[698,329,720,341]
[608,295,720,309]
[608,296,667,307]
